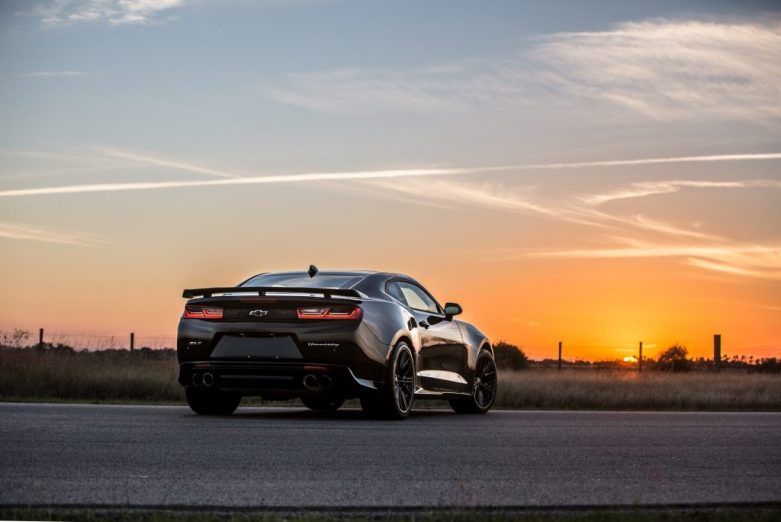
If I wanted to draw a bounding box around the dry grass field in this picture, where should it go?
[1,347,779,410]
[0,347,182,403]
[497,369,781,411]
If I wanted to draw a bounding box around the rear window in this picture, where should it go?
[241,274,363,289]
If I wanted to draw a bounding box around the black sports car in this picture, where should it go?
[177,266,497,419]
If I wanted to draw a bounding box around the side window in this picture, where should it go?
[397,282,440,314]
[386,282,405,303]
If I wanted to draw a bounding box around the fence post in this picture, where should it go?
[714,334,721,372]
[130,332,135,352]
[638,341,643,373]
[558,341,562,371]
[39,328,44,346]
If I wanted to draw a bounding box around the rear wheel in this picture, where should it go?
[361,341,415,419]
[186,387,241,415]
[449,350,497,414]
[301,396,345,412]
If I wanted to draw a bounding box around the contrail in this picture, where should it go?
[479,152,781,172]
[1,152,779,198]
[0,168,468,197]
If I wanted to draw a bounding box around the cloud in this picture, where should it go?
[367,178,558,217]
[364,178,613,229]
[623,214,723,241]
[532,19,781,120]
[262,67,465,114]
[263,18,781,122]
[0,222,102,247]
[522,243,775,260]
[3,146,778,283]
[95,147,241,179]
[0,147,781,280]
[361,153,781,232]
[686,256,781,281]
[580,178,781,206]
[512,239,781,282]
[34,0,186,27]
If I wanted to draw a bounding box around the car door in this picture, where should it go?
[387,280,468,392]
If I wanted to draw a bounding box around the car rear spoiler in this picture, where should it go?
[182,286,363,300]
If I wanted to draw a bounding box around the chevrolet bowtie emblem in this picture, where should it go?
[248,309,269,317]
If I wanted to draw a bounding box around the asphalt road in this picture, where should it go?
[1,402,779,509]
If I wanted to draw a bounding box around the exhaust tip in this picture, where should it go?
[302,374,321,391]
[191,373,203,387]
[320,374,333,390]
[202,372,214,387]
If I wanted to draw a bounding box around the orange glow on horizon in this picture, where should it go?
[1,252,778,361]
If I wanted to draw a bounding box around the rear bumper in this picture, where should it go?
[179,361,378,398]
[177,317,390,388]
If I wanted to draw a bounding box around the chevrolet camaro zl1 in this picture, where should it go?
[177,266,497,419]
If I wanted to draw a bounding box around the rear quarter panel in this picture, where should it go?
[359,298,421,361]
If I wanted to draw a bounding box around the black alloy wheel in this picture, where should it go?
[360,341,415,419]
[450,350,497,414]
[392,344,415,415]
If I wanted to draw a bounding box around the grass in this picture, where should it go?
[1,347,780,410]
[0,347,183,403]
[496,370,781,411]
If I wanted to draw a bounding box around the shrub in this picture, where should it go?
[1,329,31,348]
[493,341,528,370]
[656,344,692,372]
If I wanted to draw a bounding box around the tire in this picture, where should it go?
[360,341,415,419]
[301,396,345,412]
[449,350,497,414]
[186,387,241,415]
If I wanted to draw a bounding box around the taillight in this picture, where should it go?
[183,305,224,320]
[296,306,362,320]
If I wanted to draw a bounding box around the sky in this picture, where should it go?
[0,0,779,360]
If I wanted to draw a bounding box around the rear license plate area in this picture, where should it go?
[210,335,302,359]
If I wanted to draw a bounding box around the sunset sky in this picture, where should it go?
[0,0,779,360]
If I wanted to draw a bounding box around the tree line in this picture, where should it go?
[494,341,780,373]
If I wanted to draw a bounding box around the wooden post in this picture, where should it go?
[714,334,721,372]
[38,328,44,346]
[130,332,135,352]
[557,341,562,371]
[638,341,643,373]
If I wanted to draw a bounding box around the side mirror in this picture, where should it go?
[443,302,463,319]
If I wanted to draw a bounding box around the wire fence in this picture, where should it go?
[1,327,175,351]
[1,327,776,371]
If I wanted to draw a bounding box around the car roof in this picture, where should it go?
[251,270,379,279]
[242,270,413,289]
[244,270,379,281]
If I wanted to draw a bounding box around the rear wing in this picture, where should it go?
[182,286,363,300]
